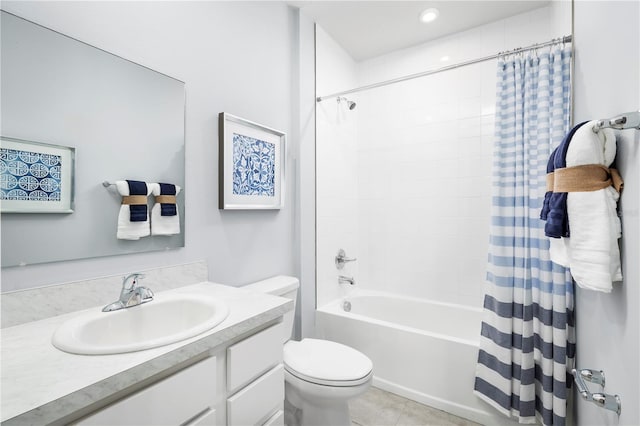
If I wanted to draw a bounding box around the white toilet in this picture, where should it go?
[244,276,373,426]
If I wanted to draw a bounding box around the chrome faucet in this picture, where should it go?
[338,275,355,285]
[102,273,154,312]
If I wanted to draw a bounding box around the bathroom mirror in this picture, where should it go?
[0,11,186,267]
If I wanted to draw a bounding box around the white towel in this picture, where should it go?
[549,237,570,267]
[115,180,151,240]
[554,121,622,292]
[149,183,181,236]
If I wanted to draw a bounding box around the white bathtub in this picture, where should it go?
[316,290,515,425]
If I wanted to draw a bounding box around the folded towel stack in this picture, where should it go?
[149,182,181,236]
[540,121,589,238]
[541,120,623,292]
[116,180,151,240]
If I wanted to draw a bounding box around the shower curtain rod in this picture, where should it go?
[316,35,572,102]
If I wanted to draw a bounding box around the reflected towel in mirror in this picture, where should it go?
[115,180,151,240]
[150,182,181,236]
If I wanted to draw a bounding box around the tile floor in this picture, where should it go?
[349,387,481,426]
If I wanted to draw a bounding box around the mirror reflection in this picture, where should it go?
[0,11,185,267]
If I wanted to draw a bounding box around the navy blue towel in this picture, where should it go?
[126,180,148,222]
[159,183,177,216]
[540,121,588,238]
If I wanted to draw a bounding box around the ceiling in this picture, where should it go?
[288,1,551,61]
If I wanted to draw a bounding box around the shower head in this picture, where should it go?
[337,96,356,110]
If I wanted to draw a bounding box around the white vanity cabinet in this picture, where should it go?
[76,355,219,426]
[1,283,293,426]
[74,322,285,426]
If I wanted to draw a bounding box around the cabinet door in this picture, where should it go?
[227,364,284,426]
[76,356,217,426]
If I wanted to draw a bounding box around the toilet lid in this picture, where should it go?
[283,338,373,386]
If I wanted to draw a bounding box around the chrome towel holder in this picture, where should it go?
[592,110,640,132]
[571,368,621,415]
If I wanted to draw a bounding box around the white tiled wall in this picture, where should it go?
[316,27,359,307]
[317,5,570,308]
[355,65,494,307]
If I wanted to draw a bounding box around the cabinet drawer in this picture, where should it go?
[227,364,284,426]
[227,322,283,394]
[77,356,217,426]
[263,410,284,426]
[187,408,216,426]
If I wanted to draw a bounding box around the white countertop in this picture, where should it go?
[0,282,292,425]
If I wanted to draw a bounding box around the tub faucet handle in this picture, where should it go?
[335,249,357,269]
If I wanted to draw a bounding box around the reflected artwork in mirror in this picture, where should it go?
[0,11,186,267]
[0,136,75,214]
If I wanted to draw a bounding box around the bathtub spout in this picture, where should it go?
[338,275,355,285]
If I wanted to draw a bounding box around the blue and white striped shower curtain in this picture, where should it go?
[474,43,575,425]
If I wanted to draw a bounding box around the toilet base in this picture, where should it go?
[285,384,352,426]
[284,370,371,426]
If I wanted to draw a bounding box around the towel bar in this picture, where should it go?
[571,368,621,415]
[592,110,640,132]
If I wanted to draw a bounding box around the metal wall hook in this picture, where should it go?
[592,393,621,414]
[579,368,605,386]
[571,368,621,415]
[592,110,640,132]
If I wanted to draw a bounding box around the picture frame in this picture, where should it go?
[1,136,75,213]
[218,112,286,210]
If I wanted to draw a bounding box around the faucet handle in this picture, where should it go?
[335,249,357,269]
[103,273,153,311]
[122,273,146,291]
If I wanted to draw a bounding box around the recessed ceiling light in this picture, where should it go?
[440,56,450,62]
[419,8,439,24]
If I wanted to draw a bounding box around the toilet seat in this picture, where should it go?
[283,338,373,387]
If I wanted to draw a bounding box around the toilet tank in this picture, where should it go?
[242,276,299,343]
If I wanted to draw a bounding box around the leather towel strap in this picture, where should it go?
[546,164,624,193]
[155,195,177,204]
[611,168,624,193]
[121,195,148,205]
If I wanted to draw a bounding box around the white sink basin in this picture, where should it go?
[52,293,229,355]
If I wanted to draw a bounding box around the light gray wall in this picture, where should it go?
[1,1,309,292]
[573,1,640,424]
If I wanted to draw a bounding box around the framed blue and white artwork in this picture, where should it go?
[0,137,75,213]
[219,113,285,209]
